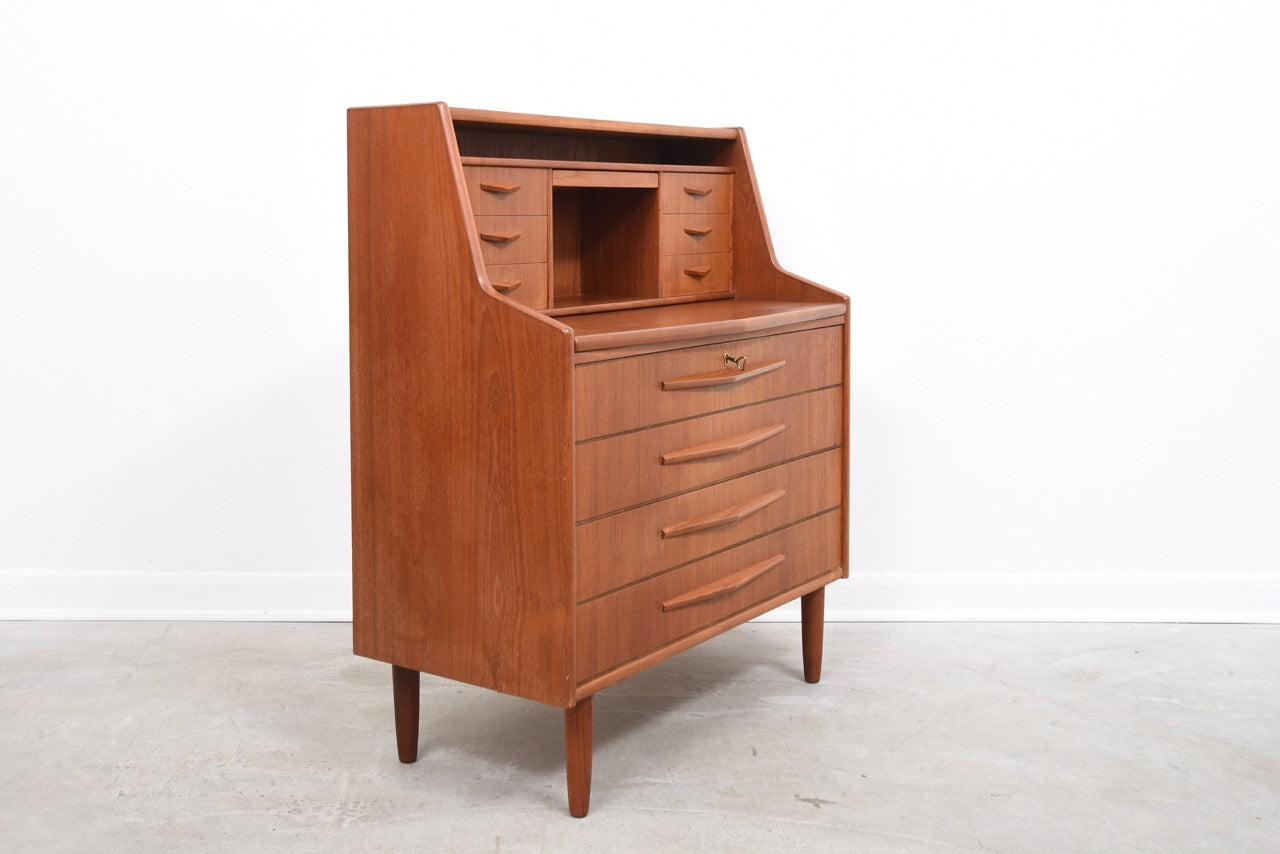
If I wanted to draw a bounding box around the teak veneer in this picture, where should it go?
[347,102,849,817]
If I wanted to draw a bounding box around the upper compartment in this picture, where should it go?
[453,108,740,316]
[442,104,847,347]
[451,107,738,166]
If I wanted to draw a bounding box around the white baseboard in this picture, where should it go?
[0,569,351,621]
[2,569,1278,623]
[757,571,1280,623]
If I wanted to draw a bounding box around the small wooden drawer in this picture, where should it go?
[576,510,841,681]
[660,252,731,296]
[463,166,549,215]
[576,386,842,519]
[484,262,548,310]
[660,213,732,256]
[473,215,548,265]
[575,325,843,439]
[660,172,732,214]
[553,170,659,188]
[577,449,841,600]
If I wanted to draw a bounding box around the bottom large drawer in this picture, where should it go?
[575,510,842,682]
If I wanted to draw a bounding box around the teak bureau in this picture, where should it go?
[347,103,849,817]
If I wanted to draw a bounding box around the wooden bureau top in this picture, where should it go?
[449,106,741,140]
[560,299,846,352]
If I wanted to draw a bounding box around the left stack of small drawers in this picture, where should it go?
[463,166,550,310]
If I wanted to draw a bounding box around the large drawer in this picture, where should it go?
[576,510,841,681]
[577,449,841,600]
[576,386,842,520]
[575,325,843,439]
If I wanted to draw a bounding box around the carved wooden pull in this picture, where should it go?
[661,358,785,390]
[683,186,713,197]
[491,280,522,293]
[683,225,713,236]
[661,489,786,539]
[660,423,785,465]
[683,266,712,278]
[660,555,785,612]
[479,231,520,243]
[479,182,520,194]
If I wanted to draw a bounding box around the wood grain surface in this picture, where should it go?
[575,386,842,519]
[576,511,842,681]
[574,324,842,438]
[576,449,841,601]
[349,103,576,707]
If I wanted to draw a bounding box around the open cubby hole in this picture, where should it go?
[552,187,659,309]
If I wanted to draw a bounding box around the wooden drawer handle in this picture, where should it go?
[479,231,520,244]
[661,489,786,539]
[683,265,712,279]
[683,225,713,236]
[660,554,785,612]
[683,186,714,197]
[661,358,785,390]
[491,279,522,293]
[661,423,785,465]
[479,182,520,194]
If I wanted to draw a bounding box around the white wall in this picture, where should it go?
[2,1,1277,620]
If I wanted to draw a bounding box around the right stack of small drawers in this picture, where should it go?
[658,172,732,296]
[572,324,845,685]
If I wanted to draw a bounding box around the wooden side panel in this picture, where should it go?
[840,316,851,577]
[712,132,847,306]
[712,130,852,578]
[348,103,575,707]
[552,190,583,300]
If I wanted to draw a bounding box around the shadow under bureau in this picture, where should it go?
[347,103,849,817]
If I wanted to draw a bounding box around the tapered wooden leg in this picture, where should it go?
[564,696,594,818]
[801,586,825,684]
[392,665,420,763]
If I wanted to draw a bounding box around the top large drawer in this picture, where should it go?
[575,325,843,439]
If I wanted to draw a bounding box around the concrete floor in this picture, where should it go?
[1,622,1276,853]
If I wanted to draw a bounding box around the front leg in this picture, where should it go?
[392,665,420,763]
[564,695,594,817]
[801,586,825,684]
